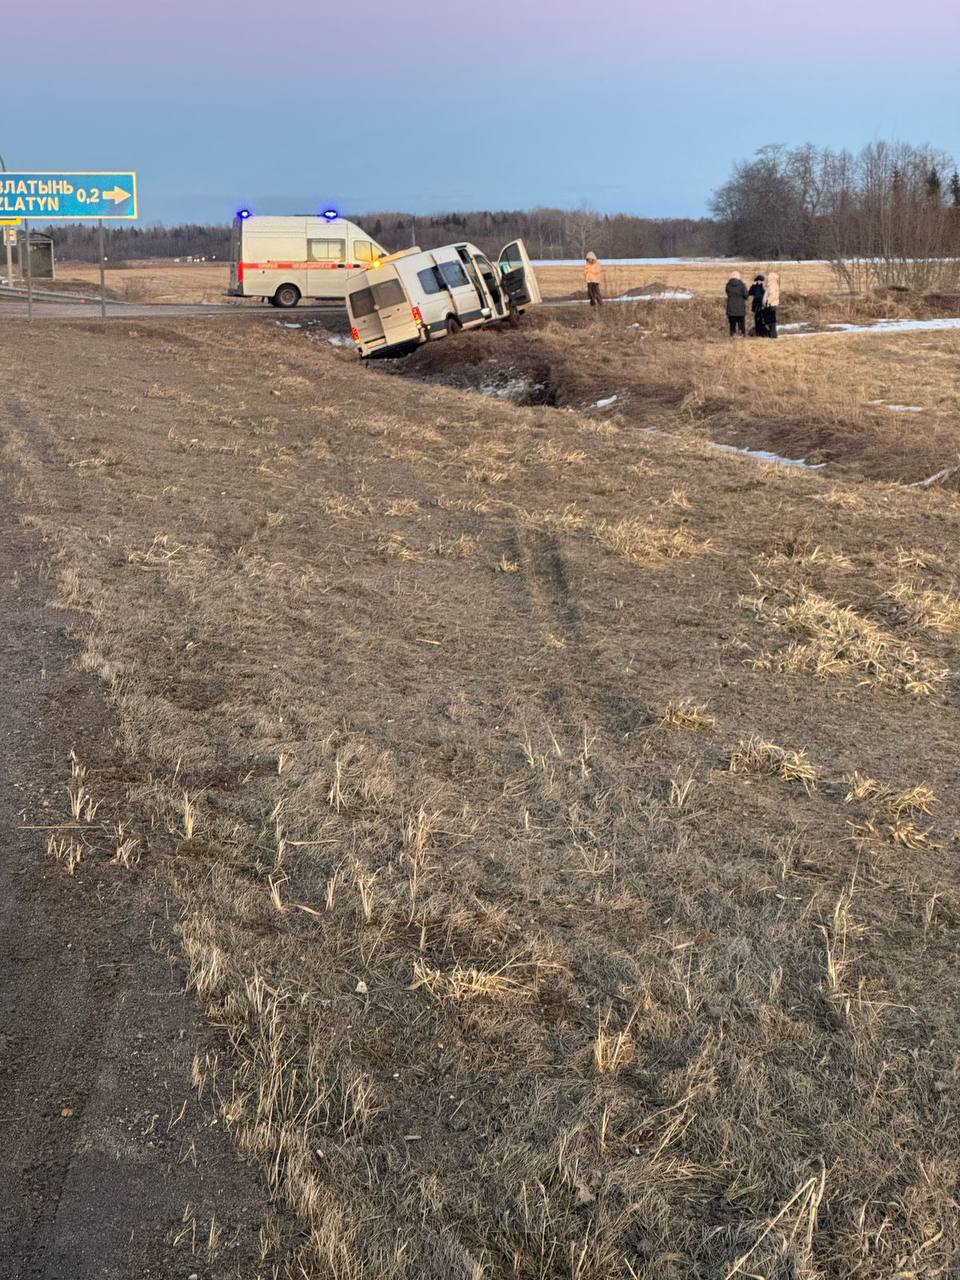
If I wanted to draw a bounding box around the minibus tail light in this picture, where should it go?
[411,306,423,326]
[351,327,361,343]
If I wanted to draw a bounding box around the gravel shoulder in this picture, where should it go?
[0,467,270,1279]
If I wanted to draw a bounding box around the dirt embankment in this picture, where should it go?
[4,315,959,1279]
[372,312,960,486]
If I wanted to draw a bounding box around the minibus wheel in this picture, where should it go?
[446,315,463,336]
[508,307,521,328]
[273,284,301,309]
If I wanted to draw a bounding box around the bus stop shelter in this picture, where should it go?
[3,230,55,282]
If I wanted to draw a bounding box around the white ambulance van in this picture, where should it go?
[346,239,541,358]
[227,212,387,308]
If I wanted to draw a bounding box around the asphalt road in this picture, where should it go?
[0,288,582,321]
[0,293,345,320]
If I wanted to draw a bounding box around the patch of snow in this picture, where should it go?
[779,322,812,332]
[596,395,618,408]
[911,464,960,488]
[789,317,960,339]
[533,257,829,268]
[611,288,694,302]
[326,333,354,346]
[887,404,926,413]
[477,377,540,403]
[712,443,826,471]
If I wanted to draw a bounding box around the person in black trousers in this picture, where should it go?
[725,272,748,336]
[748,274,767,337]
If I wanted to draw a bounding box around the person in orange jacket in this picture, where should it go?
[584,251,603,306]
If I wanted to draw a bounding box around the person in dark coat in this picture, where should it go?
[725,272,748,336]
[748,274,767,337]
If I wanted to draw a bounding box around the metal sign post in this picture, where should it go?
[24,217,33,320]
[4,227,14,286]
[98,218,106,320]
[0,152,8,286]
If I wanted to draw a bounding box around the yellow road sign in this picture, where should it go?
[0,217,22,226]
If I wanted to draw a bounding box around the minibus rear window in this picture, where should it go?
[351,287,375,318]
[373,279,405,309]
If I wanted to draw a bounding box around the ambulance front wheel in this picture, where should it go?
[273,284,301,309]
[508,307,521,328]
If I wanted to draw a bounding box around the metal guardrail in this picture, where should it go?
[0,283,117,305]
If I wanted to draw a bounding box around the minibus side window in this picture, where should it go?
[417,267,445,295]
[439,261,470,290]
[351,287,375,318]
[308,238,346,263]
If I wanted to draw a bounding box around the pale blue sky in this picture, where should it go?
[8,0,959,224]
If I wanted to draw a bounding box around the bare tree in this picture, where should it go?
[820,142,960,292]
[714,140,960,291]
[563,207,601,260]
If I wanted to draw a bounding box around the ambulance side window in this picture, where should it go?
[308,238,346,262]
[353,240,377,262]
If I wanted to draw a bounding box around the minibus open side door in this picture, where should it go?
[497,239,542,308]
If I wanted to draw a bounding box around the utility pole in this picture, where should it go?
[0,153,13,287]
[24,216,32,320]
[98,218,107,320]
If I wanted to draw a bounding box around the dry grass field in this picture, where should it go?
[4,293,960,1277]
[57,260,235,303]
[537,261,838,301]
[55,258,838,305]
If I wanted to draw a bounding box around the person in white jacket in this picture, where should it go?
[763,271,781,339]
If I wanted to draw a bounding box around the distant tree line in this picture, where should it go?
[45,222,232,263]
[358,208,719,259]
[41,142,960,292]
[712,141,960,289]
[43,209,720,265]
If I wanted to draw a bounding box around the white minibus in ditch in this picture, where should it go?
[227,212,387,308]
[346,239,542,357]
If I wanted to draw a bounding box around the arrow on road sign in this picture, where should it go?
[102,186,132,204]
